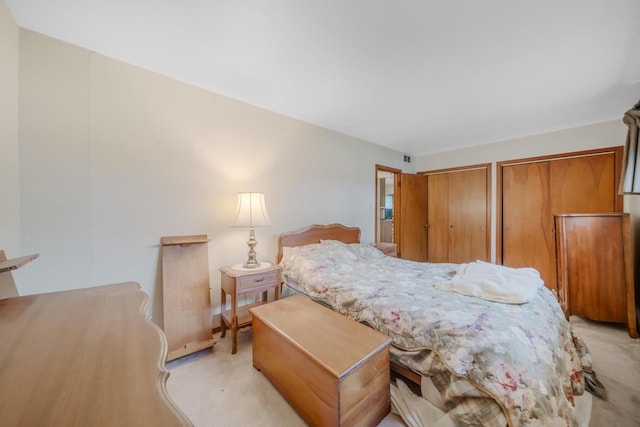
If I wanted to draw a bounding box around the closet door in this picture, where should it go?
[449,168,488,263]
[502,162,555,288]
[399,173,428,261]
[550,154,616,213]
[499,147,623,291]
[426,173,449,263]
[424,165,490,264]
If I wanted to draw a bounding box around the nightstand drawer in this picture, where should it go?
[238,271,280,291]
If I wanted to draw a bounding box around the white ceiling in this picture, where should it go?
[6,0,640,156]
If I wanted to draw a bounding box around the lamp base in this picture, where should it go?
[243,228,260,268]
[242,254,260,268]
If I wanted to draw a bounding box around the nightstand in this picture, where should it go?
[219,263,282,354]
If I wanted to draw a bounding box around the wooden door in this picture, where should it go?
[425,166,490,263]
[426,173,449,262]
[501,162,556,288]
[550,153,616,214]
[499,147,622,291]
[449,168,488,263]
[399,173,428,261]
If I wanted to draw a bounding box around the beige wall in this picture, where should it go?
[17,29,408,325]
[415,120,634,262]
[0,1,19,256]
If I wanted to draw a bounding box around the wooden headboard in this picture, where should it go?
[277,224,361,262]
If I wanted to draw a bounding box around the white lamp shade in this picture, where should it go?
[233,192,271,227]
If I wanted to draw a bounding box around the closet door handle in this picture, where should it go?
[504,226,510,231]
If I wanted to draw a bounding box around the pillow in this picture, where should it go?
[320,239,349,246]
[349,244,385,259]
[320,240,385,260]
[281,246,292,259]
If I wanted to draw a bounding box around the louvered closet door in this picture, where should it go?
[448,168,488,263]
[502,162,556,289]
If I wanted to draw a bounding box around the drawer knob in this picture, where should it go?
[254,277,265,283]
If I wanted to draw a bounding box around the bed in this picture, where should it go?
[277,224,595,427]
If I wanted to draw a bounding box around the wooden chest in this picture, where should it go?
[250,295,391,426]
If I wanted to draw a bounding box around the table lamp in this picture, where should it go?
[234,192,271,269]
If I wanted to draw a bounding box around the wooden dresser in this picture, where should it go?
[0,282,193,426]
[555,213,637,338]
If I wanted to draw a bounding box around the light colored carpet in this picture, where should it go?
[166,316,640,426]
[570,317,640,426]
[166,328,306,427]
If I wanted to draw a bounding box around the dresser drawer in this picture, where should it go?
[238,270,280,291]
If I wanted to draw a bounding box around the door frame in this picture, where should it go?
[375,164,402,246]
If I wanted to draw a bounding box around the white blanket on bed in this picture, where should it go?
[435,260,543,304]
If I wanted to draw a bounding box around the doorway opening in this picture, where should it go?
[375,165,401,246]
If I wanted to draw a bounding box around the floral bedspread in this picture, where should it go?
[280,241,586,427]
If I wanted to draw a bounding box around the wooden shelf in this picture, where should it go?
[221,301,267,330]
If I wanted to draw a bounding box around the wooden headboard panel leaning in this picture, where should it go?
[277,223,361,263]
